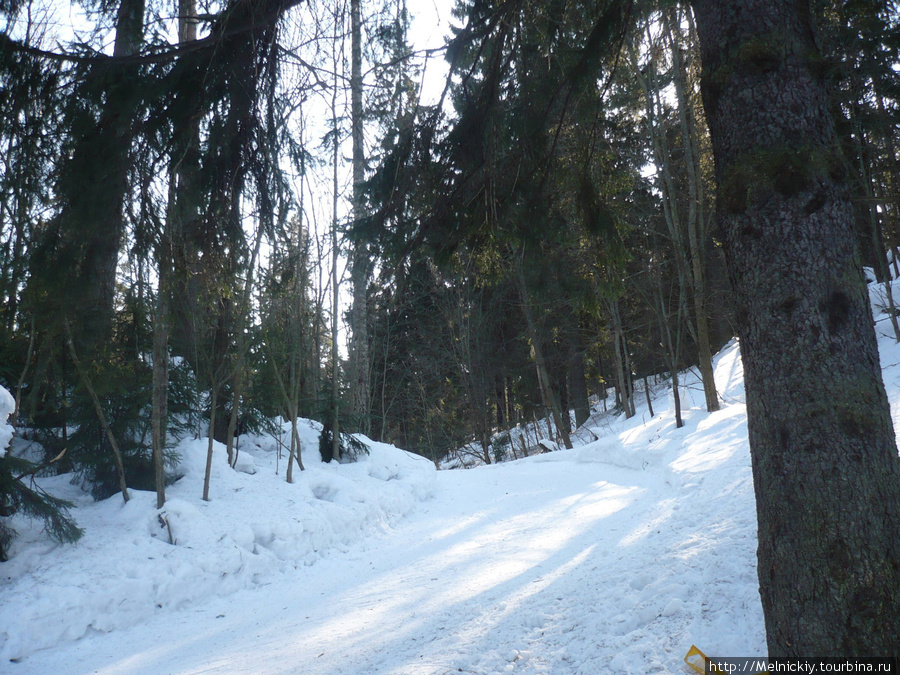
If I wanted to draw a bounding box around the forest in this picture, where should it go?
[1,0,900,659]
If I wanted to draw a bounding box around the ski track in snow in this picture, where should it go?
[6,282,900,674]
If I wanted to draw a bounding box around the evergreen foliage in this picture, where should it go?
[0,3,898,658]
[0,453,82,562]
[318,424,370,464]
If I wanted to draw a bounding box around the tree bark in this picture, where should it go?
[55,0,144,350]
[652,250,684,429]
[330,59,342,464]
[517,268,573,449]
[643,375,653,418]
[607,298,635,419]
[151,235,170,509]
[348,0,371,435]
[203,381,218,502]
[665,8,720,413]
[568,349,590,429]
[64,321,129,504]
[692,0,900,655]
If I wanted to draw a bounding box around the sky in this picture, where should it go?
[408,0,456,105]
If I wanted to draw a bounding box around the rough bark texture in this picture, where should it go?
[692,0,900,655]
[53,0,144,350]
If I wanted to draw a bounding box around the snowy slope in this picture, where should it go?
[0,422,436,663]
[3,284,900,673]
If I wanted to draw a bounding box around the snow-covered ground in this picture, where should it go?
[3,280,900,674]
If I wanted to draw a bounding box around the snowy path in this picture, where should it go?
[12,423,764,675]
[10,294,900,672]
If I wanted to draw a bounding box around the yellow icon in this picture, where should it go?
[683,646,769,674]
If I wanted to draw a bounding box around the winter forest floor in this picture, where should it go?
[4,281,900,674]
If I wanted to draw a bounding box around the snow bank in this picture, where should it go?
[8,276,900,672]
[0,422,435,662]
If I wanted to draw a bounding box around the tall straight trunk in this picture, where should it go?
[151,219,171,510]
[330,70,342,463]
[665,8,719,413]
[652,253,684,428]
[11,317,35,428]
[225,220,266,465]
[643,375,654,418]
[495,377,506,427]
[628,39,694,346]
[568,350,590,429]
[203,384,217,501]
[348,0,370,435]
[556,367,570,434]
[150,1,198,511]
[516,268,573,449]
[876,92,900,264]
[607,298,634,419]
[851,109,900,341]
[620,324,635,417]
[692,0,900,655]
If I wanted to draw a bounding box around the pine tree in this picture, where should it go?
[692,0,900,654]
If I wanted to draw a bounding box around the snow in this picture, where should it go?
[3,287,900,673]
[0,385,14,458]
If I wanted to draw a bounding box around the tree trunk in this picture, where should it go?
[330,48,342,464]
[203,383,218,502]
[851,109,900,341]
[643,375,653,418]
[692,0,900,655]
[556,366,571,435]
[56,0,144,350]
[517,269,573,449]
[64,321,129,503]
[151,239,170,510]
[150,0,199,509]
[608,298,634,419]
[652,253,684,429]
[348,0,371,435]
[665,8,720,414]
[568,349,590,429]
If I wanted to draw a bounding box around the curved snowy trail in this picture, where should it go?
[14,433,764,675]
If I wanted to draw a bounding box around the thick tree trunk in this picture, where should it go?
[55,0,144,350]
[692,0,900,655]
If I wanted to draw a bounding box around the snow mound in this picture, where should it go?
[0,427,435,662]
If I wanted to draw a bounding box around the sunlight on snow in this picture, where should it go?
[618,497,678,547]
[251,481,641,659]
[669,407,747,475]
